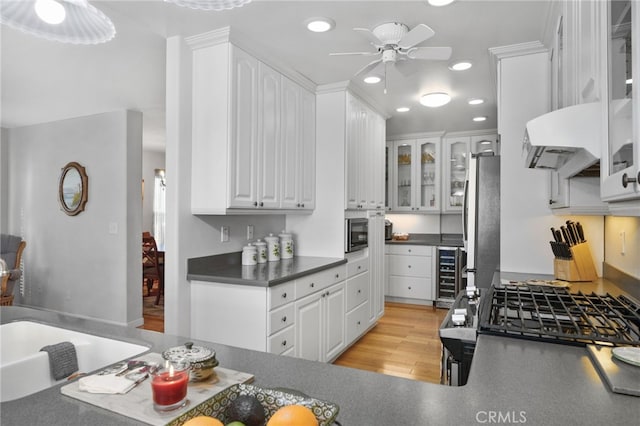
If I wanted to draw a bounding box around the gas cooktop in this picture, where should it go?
[478,284,640,347]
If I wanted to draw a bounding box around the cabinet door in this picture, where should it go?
[295,292,323,362]
[415,138,440,212]
[443,137,470,213]
[299,88,316,209]
[280,77,300,209]
[257,62,281,208]
[601,0,640,201]
[385,141,394,210]
[345,94,360,209]
[229,48,259,208]
[393,140,416,211]
[324,282,345,361]
[374,114,386,209]
[368,212,385,324]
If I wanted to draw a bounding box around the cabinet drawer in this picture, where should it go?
[267,325,295,355]
[388,255,431,277]
[268,303,295,335]
[346,271,369,312]
[268,281,295,310]
[345,301,369,344]
[387,245,432,256]
[388,276,430,299]
[295,265,346,299]
[347,256,369,278]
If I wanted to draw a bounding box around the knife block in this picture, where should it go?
[554,242,598,282]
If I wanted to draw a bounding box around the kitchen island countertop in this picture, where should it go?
[187,253,346,287]
[1,303,637,426]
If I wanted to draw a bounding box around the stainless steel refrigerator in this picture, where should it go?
[463,154,500,289]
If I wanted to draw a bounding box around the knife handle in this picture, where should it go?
[551,227,559,242]
[576,222,585,243]
[560,226,572,246]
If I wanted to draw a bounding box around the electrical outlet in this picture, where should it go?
[221,226,230,242]
[620,231,626,255]
[247,225,254,240]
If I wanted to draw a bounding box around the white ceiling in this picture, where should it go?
[1,0,550,151]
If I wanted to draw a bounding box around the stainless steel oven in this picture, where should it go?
[345,218,368,253]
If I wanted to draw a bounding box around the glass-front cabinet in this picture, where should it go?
[601,0,640,201]
[443,137,470,213]
[391,138,441,212]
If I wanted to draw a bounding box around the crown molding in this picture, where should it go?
[316,81,390,119]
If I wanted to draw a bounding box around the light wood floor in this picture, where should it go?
[141,301,447,384]
[333,302,447,384]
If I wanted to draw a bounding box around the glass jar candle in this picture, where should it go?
[150,359,190,412]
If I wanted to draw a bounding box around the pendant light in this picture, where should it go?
[164,0,252,11]
[0,0,115,44]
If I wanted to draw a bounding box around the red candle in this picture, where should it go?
[151,370,189,407]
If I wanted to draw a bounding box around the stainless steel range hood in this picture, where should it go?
[523,102,601,179]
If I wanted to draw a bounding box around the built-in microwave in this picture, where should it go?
[345,218,368,253]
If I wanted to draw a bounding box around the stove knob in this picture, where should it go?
[454,308,468,316]
[452,314,466,326]
[466,286,478,298]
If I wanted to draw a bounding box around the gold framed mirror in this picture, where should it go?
[59,162,88,216]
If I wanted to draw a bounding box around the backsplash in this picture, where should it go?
[604,216,640,279]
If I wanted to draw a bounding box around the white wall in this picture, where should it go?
[605,216,640,279]
[165,36,285,337]
[142,149,165,234]
[6,110,143,326]
[0,128,8,232]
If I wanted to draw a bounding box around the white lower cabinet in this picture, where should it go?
[386,245,434,302]
[295,282,345,362]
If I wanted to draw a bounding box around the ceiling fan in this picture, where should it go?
[330,22,452,93]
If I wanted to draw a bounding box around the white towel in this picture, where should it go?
[78,374,141,394]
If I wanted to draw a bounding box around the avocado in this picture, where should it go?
[225,395,266,426]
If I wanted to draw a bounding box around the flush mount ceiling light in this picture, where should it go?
[305,17,335,33]
[428,0,456,6]
[165,0,252,11]
[468,98,484,105]
[449,60,472,71]
[473,116,487,122]
[396,107,410,112]
[0,0,115,44]
[420,92,451,108]
[364,75,381,84]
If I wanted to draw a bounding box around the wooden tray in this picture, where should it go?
[61,352,254,425]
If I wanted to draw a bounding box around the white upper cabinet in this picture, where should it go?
[391,138,441,213]
[345,92,385,210]
[190,39,316,214]
[443,136,470,213]
[600,0,640,205]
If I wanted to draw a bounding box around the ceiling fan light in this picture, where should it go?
[468,98,484,105]
[473,116,487,122]
[449,61,472,71]
[364,75,381,84]
[305,17,335,33]
[164,0,252,11]
[428,0,456,6]
[420,92,451,108]
[34,0,66,25]
[396,107,410,113]
[0,0,115,44]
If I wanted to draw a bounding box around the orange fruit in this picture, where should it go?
[267,405,318,426]
[182,416,224,426]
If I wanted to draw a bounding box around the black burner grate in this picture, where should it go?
[478,285,640,346]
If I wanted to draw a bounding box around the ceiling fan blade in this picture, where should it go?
[353,27,385,47]
[329,51,380,56]
[397,24,435,49]
[354,58,383,76]
[407,46,452,60]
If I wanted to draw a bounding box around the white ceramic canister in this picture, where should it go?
[279,230,294,259]
[264,233,280,262]
[253,239,268,264]
[241,244,257,266]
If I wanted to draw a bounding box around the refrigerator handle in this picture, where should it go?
[462,178,469,249]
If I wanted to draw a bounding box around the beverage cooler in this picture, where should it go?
[436,247,467,308]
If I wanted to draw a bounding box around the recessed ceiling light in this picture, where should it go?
[364,76,381,84]
[468,98,484,105]
[34,0,66,25]
[305,17,335,33]
[428,0,456,6]
[420,92,451,108]
[396,107,410,113]
[473,116,487,122]
[449,61,472,71]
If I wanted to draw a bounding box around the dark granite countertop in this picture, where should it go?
[386,233,464,247]
[187,253,346,287]
[2,299,638,426]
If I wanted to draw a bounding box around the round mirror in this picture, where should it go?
[59,162,88,216]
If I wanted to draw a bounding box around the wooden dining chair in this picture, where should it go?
[142,233,164,305]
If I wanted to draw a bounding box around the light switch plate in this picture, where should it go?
[221,226,229,242]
